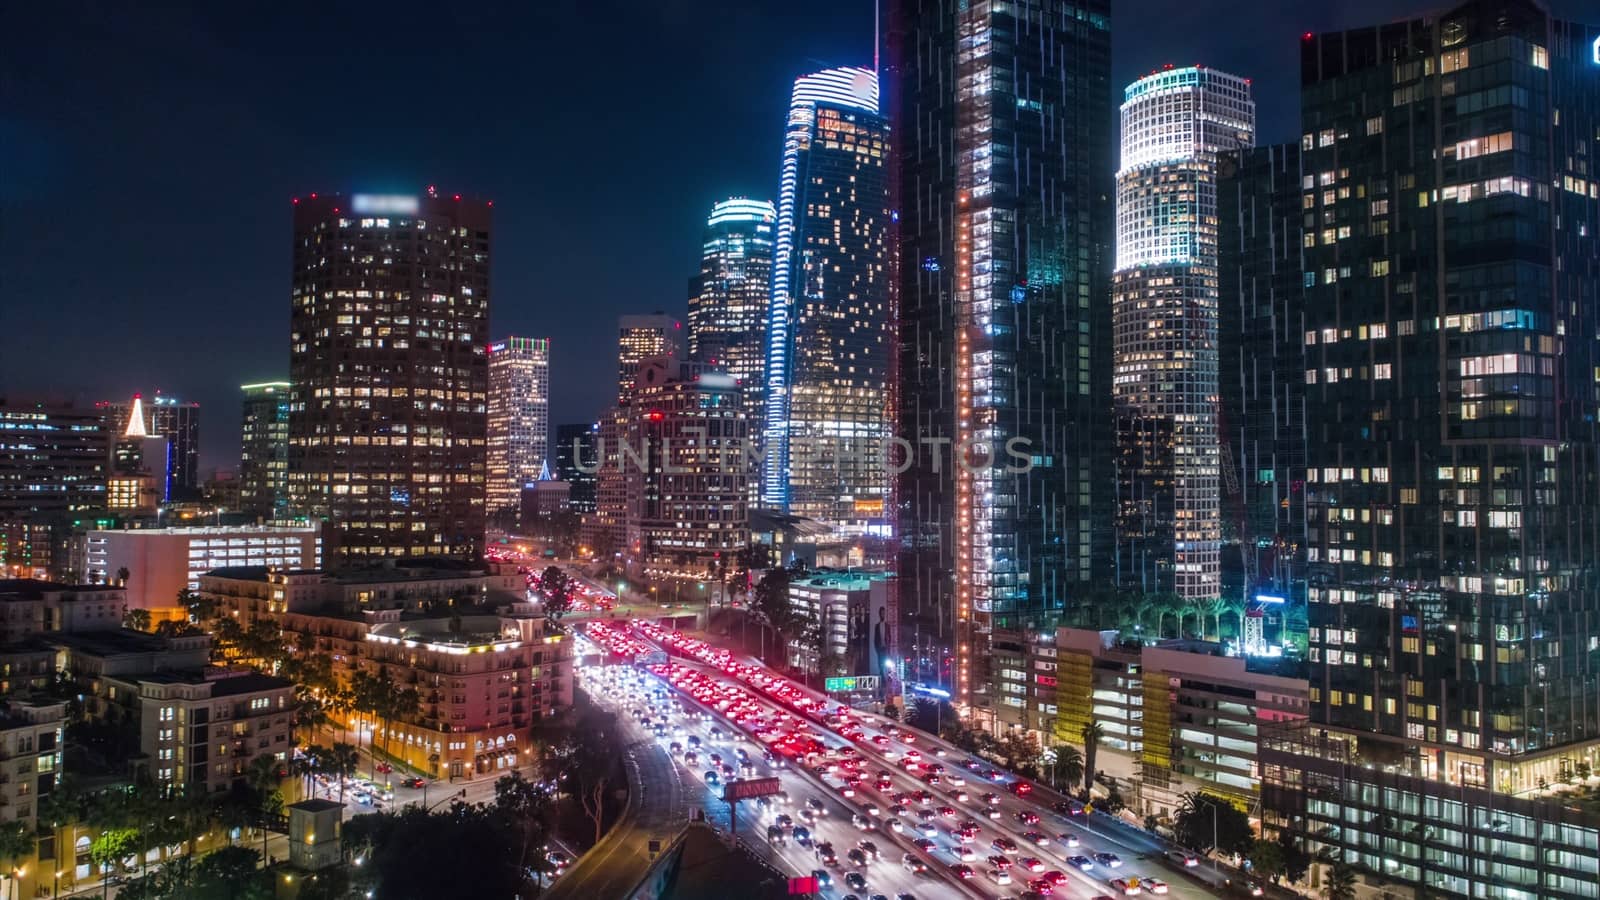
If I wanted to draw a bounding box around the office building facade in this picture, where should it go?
[762,67,892,534]
[616,314,682,404]
[891,0,1114,724]
[554,422,598,514]
[0,400,109,578]
[689,198,775,449]
[288,191,491,564]
[1112,66,1254,603]
[1260,4,1600,897]
[486,336,551,522]
[239,382,291,519]
[1218,144,1309,606]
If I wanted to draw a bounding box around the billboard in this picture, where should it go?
[824,676,880,693]
[722,777,783,803]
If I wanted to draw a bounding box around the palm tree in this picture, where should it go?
[1051,744,1085,791]
[1323,860,1358,900]
[244,755,283,861]
[0,822,35,900]
[1080,721,1106,797]
[326,743,361,806]
[295,745,328,799]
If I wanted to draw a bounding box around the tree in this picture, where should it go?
[0,822,34,900]
[544,698,622,844]
[1100,788,1127,815]
[1080,721,1105,795]
[1049,744,1084,791]
[1323,860,1359,900]
[494,769,553,886]
[326,742,361,805]
[750,569,799,664]
[1173,792,1253,857]
[881,703,900,722]
[1248,837,1287,882]
[538,566,575,623]
[295,744,327,799]
[122,608,152,632]
[343,803,529,899]
[1278,831,1312,884]
[89,827,139,876]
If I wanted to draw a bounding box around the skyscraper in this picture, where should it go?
[617,314,682,404]
[761,66,892,534]
[688,198,775,444]
[108,394,170,511]
[1217,144,1307,606]
[239,381,291,519]
[554,422,598,514]
[288,190,491,564]
[0,397,109,578]
[1112,66,1254,604]
[1259,3,1600,893]
[891,0,1114,730]
[97,392,201,502]
[486,336,551,523]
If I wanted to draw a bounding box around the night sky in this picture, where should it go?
[2,0,1586,472]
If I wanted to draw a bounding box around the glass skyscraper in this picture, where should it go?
[239,381,291,519]
[762,66,892,534]
[1259,3,1600,895]
[1112,66,1254,604]
[689,198,775,436]
[891,0,1113,729]
[486,336,551,523]
[97,392,201,502]
[288,190,490,564]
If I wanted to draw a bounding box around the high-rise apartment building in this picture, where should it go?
[288,190,491,564]
[616,314,682,404]
[1259,4,1600,896]
[892,0,1114,725]
[1112,66,1254,603]
[239,382,291,519]
[108,395,169,512]
[97,393,201,502]
[554,423,598,514]
[1218,144,1308,604]
[688,198,774,444]
[486,336,551,522]
[0,399,109,578]
[762,67,892,533]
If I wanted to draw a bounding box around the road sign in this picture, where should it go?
[721,777,782,803]
[824,675,879,693]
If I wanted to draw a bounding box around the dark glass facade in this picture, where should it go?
[239,382,291,519]
[1217,143,1308,607]
[891,0,1113,727]
[554,422,598,514]
[97,394,201,501]
[288,192,490,564]
[1263,3,1600,895]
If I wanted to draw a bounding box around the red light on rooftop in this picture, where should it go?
[453,194,461,201]
[487,200,494,207]
[310,193,318,199]
[292,197,299,205]
[1303,32,1314,40]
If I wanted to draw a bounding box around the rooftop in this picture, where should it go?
[86,525,318,537]
[0,579,123,598]
[49,628,183,657]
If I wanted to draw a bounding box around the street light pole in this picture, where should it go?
[1212,802,1219,873]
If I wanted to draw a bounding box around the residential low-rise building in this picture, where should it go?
[787,571,893,679]
[0,699,64,833]
[0,580,127,641]
[124,670,295,795]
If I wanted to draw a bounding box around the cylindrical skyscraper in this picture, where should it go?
[1112,66,1254,603]
[689,197,774,461]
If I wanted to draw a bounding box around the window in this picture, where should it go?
[1371,260,1390,277]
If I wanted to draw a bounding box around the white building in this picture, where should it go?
[487,336,551,520]
[1112,66,1254,601]
[83,525,322,615]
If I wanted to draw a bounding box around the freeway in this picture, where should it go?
[629,621,1244,900]
[580,627,987,899]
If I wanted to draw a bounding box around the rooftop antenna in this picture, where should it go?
[873,0,880,77]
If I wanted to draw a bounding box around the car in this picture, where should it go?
[936,805,958,818]
[981,806,1002,820]
[1018,857,1046,873]
[980,792,999,804]
[946,773,965,786]
[669,741,683,754]
[793,825,812,846]
[1041,870,1068,886]
[1170,850,1200,868]
[912,838,935,853]
[811,869,832,889]
[1245,884,1266,897]
[806,797,827,815]
[862,802,881,817]
[1110,878,1142,896]
[816,842,838,865]
[848,848,869,867]
[1054,799,1086,817]
[767,824,787,845]
[1028,878,1056,896]
[901,853,927,874]
[1094,852,1123,868]
[912,790,933,805]
[844,872,868,892]
[1058,831,1081,847]
[1144,878,1169,895]
[887,818,905,834]
[986,854,1011,870]
[1016,809,1040,825]
[840,783,857,798]
[920,772,941,786]
[889,804,909,817]
[546,850,572,869]
[948,827,973,845]
[376,762,393,774]
[857,840,880,861]
[950,845,976,862]
[1067,855,1095,870]
[1023,831,1050,846]
[703,770,721,785]
[916,822,938,838]
[775,814,794,830]
[851,813,877,831]
[991,837,1018,854]
[988,868,1013,885]
[948,863,975,880]
[402,777,426,789]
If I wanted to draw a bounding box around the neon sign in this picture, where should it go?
[1592,36,1599,65]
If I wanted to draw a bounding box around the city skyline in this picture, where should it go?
[0,0,1485,473]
